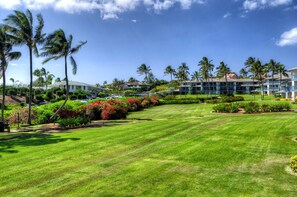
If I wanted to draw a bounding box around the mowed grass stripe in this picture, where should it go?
[0,120,202,194]
[0,120,173,170]
[1,104,297,196]
[38,119,219,196]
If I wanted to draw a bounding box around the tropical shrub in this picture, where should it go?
[213,103,239,113]
[244,102,260,113]
[7,108,37,125]
[35,109,53,124]
[160,99,200,104]
[290,155,297,173]
[126,98,142,111]
[57,116,90,129]
[85,101,102,120]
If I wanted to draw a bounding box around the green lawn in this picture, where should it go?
[1,104,297,196]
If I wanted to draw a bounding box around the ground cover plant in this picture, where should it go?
[1,104,297,196]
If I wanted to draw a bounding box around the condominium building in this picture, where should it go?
[179,67,297,100]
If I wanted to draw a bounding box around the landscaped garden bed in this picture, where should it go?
[213,102,292,113]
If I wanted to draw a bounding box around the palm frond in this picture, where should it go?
[70,40,87,54]
[70,56,77,75]
[42,55,60,64]
[7,52,21,61]
[34,13,45,44]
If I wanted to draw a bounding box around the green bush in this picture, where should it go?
[35,109,53,124]
[45,91,54,100]
[244,102,260,113]
[290,155,297,173]
[7,89,17,96]
[213,103,239,113]
[35,94,44,103]
[57,116,90,129]
[57,95,66,101]
[70,95,77,100]
[160,99,200,104]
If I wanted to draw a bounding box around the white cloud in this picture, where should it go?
[0,0,21,10]
[243,0,292,11]
[223,12,231,18]
[276,27,297,47]
[131,19,137,22]
[0,0,207,20]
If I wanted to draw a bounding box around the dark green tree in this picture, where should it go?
[5,9,45,124]
[41,29,86,120]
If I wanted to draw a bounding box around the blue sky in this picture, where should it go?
[0,0,297,85]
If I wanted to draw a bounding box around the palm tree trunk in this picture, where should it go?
[252,73,255,101]
[45,72,48,90]
[261,79,264,100]
[28,48,33,125]
[170,73,172,81]
[225,74,228,95]
[1,62,6,122]
[279,73,281,92]
[50,56,69,121]
[271,72,274,95]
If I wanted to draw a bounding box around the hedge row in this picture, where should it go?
[6,97,160,128]
[213,102,292,113]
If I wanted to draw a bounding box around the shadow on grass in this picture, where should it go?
[0,133,80,158]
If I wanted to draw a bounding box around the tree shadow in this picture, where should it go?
[0,133,80,158]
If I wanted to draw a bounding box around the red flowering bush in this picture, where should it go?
[150,97,159,106]
[85,101,102,120]
[85,99,128,120]
[127,98,143,111]
[141,99,150,108]
[56,109,80,119]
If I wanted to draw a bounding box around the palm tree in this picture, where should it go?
[266,59,279,95]
[137,64,151,83]
[41,29,86,120]
[9,78,15,86]
[198,57,214,96]
[55,77,61,83]
[277,64,288,92]
[253,60,267,100]
[0,26,21,122]
[239,68,248,79]
[40,67,54,90]
[33,68,43,88]
[216,61,231,95]
[191,71,200,81]
[5,9,45,125]
[175,63,190,81]
[128,77,137,83]
[164,65,175,81]
[245,57,256,100]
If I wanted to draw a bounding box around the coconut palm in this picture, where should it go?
[5,9,45,125]
[191,71,200,81]
[137,64,151,83]
[216,61,231,95]
[253,60,267,100]
[33,68,44,88]
[164,65,176,81]
[55,77,61,83]
[9,78,14,86]
[239,68,248,79]
[0,26,21,122]
[175,63,190,81]
[277,64,288,92]
[245,57,256,100]
[198,57,214,96]
[41,29,86,120]
[40,67,54,90]
[266,59,279,95]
